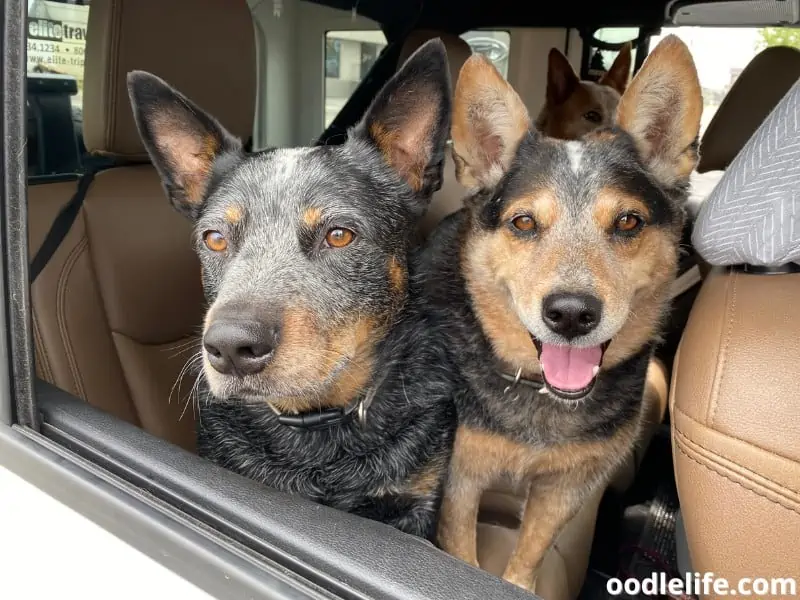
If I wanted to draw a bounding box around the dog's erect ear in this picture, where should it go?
[127,71,243,219]
[354,38,451,204]
[545,48,580,106]
[616,35,702,188]
[451,54,531,190]
[599,42,632,94]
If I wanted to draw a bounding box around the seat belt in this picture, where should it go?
[29,156,114,284]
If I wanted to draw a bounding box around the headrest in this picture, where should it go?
[693,79,800,268]
[397,30,472,88]
[697,46,800,173]
[83,0,256,160]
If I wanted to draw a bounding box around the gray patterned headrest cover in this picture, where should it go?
[692,78,800,267]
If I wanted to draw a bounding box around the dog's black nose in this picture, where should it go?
[203,320,277,375]
[541,293,602,339]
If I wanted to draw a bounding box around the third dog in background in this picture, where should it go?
[536,42,631,140]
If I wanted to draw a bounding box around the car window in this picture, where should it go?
[27,0,89,109]
[461,30,511,78]
[593,27,639,79]
[26,0,90,176]
[323,29,511,128]
[324,30,388,127]
[651,27,766,135]
[600,26,767,136]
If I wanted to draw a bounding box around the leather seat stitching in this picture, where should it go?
[31,313,54,382]
[57,236,90,400]
[106,0,123,151]
[675,426,800,496]
[675,404,800,472]
[707,271,737,427]
[675,436,800,515]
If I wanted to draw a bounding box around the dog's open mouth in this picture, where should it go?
[531,337,608,401]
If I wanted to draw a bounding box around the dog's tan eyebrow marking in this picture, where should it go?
[593,187,651,229]
[302,207,323,228]
[500,189,560,228]
[224,205,243,224]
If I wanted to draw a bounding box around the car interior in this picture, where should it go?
[12,0,800,598]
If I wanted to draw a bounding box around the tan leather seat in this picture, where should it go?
[671,270,800,592]
[28,0,256,452]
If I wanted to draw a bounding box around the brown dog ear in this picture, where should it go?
[355,38,451,203]
[599,42,632,94]
[127,71,243,220]
[545,48,580,105]
[451,54,531,190]
[616,35,703,188]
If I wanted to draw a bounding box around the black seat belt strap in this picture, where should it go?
[29,158,112,284]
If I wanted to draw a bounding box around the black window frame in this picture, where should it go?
[0,2,539,599]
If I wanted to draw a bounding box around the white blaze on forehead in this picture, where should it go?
[271,147,313,180]
[565,141,584,174]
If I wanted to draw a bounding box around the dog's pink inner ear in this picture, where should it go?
[546,49,580,105]
[452,55,531,189]
[369,101,437,192]
[616,35,702,187]
[151,113,221,205]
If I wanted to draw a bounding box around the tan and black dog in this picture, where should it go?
[420,36,702,589]
[536,43,632,140]
[127,39,458,540]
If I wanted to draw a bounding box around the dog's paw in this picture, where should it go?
[502,567,535,592]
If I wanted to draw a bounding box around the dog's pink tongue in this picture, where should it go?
[539,344,603,391]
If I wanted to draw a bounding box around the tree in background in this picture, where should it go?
[756,27,800,51]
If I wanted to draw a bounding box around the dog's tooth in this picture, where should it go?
[592,366,600,376]
[539,387,548,395]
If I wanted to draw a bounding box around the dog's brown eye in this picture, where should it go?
[584,110,602,123]
[512,215,536,232]
[203,230,228,252]
[325,227,355,248]
[615,213,644,234]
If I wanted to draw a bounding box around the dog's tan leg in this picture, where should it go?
[437,426,495,567]
[437,475,482,567]
[502,480,585,590]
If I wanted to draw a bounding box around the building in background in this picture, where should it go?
[27,0,90,106]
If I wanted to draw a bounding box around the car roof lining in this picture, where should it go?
[303,0,677,31]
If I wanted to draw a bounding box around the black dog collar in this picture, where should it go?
[268,385,377,432]
[496,366,544,395]
[276,402,360,431]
